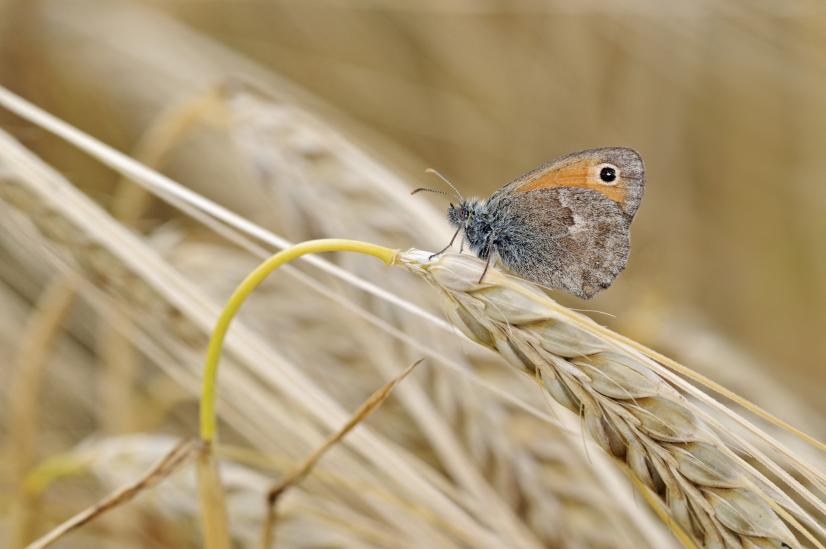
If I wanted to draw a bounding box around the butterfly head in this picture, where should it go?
[447,199,486,230]
[446,201,468,228]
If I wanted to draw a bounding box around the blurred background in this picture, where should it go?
[0,1,824,547]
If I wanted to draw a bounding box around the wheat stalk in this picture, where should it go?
[261,359,424,548]
[26,439,198,549]
[399,250,825,548]
[6,278,77,548]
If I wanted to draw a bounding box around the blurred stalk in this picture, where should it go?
[6,277,76,548]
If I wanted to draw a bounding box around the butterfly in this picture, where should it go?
[414,148,645,299]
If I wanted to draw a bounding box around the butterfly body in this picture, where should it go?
[445,147,645,299]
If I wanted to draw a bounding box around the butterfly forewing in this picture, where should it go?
[492,147,645,217]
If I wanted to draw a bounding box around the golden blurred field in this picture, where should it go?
[0,1,824,548]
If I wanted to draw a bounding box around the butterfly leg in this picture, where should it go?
[477,238,496,283]
[429,226,462,260]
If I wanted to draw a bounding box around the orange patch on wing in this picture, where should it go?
[515,159,627,204]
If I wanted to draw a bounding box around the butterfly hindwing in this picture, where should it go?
[489,186,632,299]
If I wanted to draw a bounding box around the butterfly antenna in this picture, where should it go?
[424,168,464,201]
[410,187,452,197]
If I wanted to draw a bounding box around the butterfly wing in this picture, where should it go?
[490,147,645,217]
[487,148,645,298]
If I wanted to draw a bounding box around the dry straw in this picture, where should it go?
[261,359,424,548]
[25,439,198,549]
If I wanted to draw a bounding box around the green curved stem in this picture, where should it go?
[198,238,398,442]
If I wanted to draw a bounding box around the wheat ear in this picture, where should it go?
[399,250,823,549]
